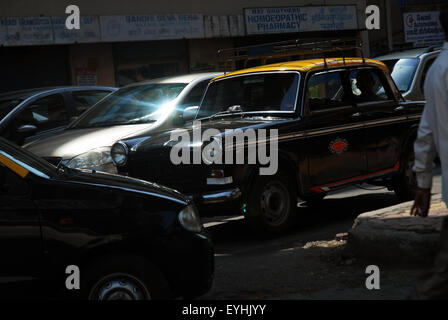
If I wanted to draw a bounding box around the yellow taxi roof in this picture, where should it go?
[213,58,387,81]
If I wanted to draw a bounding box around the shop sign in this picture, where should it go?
[0,19,7,45]
[244,6,358,35]
[2,17,53,46]
[100,14,204,42]
[53,16,101,44]
[76,68,97,86]
[403,11,445,44]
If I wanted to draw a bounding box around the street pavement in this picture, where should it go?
[0,170,442,299]
[201,169,442,299]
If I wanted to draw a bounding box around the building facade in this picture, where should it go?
[0,0,388,92]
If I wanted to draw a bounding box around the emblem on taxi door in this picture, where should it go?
[329,138,348,154]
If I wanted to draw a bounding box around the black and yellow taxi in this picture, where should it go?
[111,45,424,236]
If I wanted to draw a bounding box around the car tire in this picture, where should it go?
[83,254,171,300]
[393,139,418,201]
[245,170,297,237]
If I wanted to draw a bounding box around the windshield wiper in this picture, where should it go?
[208,105,244,120]
[74,119,157,128]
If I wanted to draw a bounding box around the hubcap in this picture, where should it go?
[260,181,290,227]
[89,273,151,300]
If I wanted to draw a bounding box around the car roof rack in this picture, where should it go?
[217,38,364,74]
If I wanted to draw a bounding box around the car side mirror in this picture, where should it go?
[17,124,37,135]
[183,106,199,122]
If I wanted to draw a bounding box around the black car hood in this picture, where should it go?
[64,169,188,205]
[126,116,298,152]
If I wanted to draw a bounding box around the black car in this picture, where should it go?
[0,86,116,146]
[111,56,424,236]
[0,137,213,299]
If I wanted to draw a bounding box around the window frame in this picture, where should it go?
[178,79,210,108]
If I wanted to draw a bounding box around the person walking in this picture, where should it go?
[411,6,448,299]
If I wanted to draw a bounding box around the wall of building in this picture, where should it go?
[69,43,116,86]
[0,0,370,90]
[0,0,365,16]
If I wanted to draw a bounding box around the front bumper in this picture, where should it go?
[188,187,243,216]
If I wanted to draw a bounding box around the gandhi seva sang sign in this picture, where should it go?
[100,14,204,41]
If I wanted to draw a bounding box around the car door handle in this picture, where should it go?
[394,106,405,112]
[350,112,362,118]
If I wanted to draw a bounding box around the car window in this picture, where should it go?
[385,58,419,93]
[421,56,437,94]
[306,71,349,112]
[14,94,69,133]
[72,90,111,115]
[349,69,392,103]
[180,80,209,108]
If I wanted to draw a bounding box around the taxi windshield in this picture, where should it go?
[198,72,299,119]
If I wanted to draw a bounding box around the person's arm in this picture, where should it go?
[411,69,439,217]
[413,105,437,190]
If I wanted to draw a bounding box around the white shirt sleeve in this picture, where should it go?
[413,104,437,189]
[412,64,442,189]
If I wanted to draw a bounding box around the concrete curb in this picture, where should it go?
[347,194,447,265]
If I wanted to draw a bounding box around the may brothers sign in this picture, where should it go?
[244,6,358,35]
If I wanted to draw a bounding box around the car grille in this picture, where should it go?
[43,157,62,166]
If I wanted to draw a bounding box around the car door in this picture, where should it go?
[349,67,406,173]
[303,69,366,192]
[0,159,43,278]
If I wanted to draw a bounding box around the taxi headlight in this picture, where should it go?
[178,205,202,233]
[67,147,112,169]
[111,142,128,166]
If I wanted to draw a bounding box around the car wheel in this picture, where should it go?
[245,170,297,236]
[393,140,418,201]
[84,254,171,300]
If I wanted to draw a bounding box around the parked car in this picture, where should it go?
[111,58,424,236]
[376,46,440,101]
[24,73,222,173]
[0,137,213,299]
[0,86,116,145]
